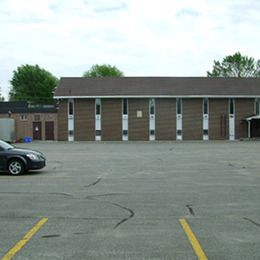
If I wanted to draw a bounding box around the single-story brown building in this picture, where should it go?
[0,101,57,141]
[54,77,260,141]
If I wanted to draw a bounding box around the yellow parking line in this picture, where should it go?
[1,218,48,260]
[179,218,208,260]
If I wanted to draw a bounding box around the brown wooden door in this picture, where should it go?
[45,121,54,140]
[33,122,42,140]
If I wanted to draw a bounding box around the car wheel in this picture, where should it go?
[8,159,25,175]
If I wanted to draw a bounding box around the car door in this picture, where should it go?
[0,146,6,170]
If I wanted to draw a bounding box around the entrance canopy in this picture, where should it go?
[243,115,260,138]
[244,115,260,121]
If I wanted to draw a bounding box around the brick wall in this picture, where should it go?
[102,99,122,141]
[209,99,228,140]
[128,99,149,141]
[57,100,68,141]
[183,99,203,140]
[156,98,176,140]
[235,99,254,139]
[0,113,57,141]
[74,99,95,141]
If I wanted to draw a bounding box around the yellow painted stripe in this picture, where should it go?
[1,218,48,260]
[179,218,208,260]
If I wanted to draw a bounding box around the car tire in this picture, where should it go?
[8,159,25,175]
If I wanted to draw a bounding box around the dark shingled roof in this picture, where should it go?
[0,101,57,114]
[54,77,260,98]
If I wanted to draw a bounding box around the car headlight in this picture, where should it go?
[26,153,38,160]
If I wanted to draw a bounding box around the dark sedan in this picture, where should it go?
[0,140,46,175]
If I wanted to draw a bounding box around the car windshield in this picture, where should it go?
[0,140,14,150]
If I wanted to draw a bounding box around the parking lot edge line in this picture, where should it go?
[1,217,48,260]
[179,218,208,260]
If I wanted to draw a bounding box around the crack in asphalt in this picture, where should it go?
[85,193,127,199]
[0,191,73,197]
[85,194,135,229]
[84,178,135,229]
[41,232,89,239]
[84,178,102,188]
[243,217,260,228]
[111,202,135,229]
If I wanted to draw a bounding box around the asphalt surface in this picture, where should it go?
[0,141,260,259]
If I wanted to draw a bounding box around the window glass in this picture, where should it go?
[123,98,128,115]
[34,114,40,121]
[176,98,182,114]
[68,100,74,115]
[203,129,208,135]
[20,114,28,121]
[203,98,208,114]
[150,99,155,115]
[96,99,101,115]
[229,98,234,114]
[177,129,182,135]
[95,130,101,136]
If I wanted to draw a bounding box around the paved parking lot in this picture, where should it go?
[0,141,260,260]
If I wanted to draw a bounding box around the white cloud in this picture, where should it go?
[0,0,260,98]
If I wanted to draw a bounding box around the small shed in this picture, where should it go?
[0,118,15,142]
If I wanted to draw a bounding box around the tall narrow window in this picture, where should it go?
[149,98,155,140]
[95,98,101,141]
[150,99,155,115]
[122,98,128,141]
[96,98,101,115]
[229,98,235,141]
[203,98,209,141]
[123,98,128,115]
[176,98,182,140]
[203,98,208,114]
[68,99,74,141]
[69,100,74,115]
[177,98,182,114]
[229,98,234,114]
[256,98,260,115]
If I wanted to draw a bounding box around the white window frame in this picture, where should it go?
[176,98,182,140]
[149,98,155,141]
[95,98,101,141]
[68,99,74,141]
[203,98,209,141]
[229,98,235,141]
[122,98,128,141]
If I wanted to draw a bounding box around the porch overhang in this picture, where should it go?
[243,115,260,138]
[244,115,260,121]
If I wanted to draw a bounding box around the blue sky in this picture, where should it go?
[1,0,260,99]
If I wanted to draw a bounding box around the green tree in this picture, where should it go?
[207,52,260,77]
[83,64,124,77]
[0,86,4,101]
[9,64,58,104]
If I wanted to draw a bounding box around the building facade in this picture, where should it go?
[54,77,260,141]
[0,101,57,141]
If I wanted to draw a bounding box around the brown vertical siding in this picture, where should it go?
[156,99,176,140]
[128,99,149,140]
[58,100,68,141]
[235,99,254,139]
[102,99,122,141]
[209,99,228,140]
[74,99,95,141]
[183,99,203,140]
